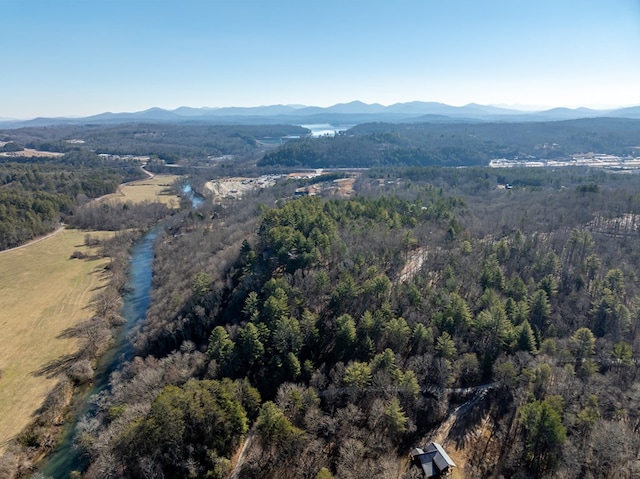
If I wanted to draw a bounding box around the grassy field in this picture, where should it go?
[105,174,182,207]
[0,173,184,452]
[0,229,113,452]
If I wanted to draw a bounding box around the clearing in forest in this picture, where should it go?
[103,174,182,206]
[0,229,112,452]
[0,149,65,158]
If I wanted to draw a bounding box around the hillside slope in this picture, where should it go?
[23,167,640,479]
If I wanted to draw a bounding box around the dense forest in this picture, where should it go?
[259,118,640,168]
[4,166,637,478]
[0,151,144,250]
[2,123,309,161]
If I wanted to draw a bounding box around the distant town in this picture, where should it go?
[490,152,640,169]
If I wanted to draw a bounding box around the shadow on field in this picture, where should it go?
[33,353,80,378]
[56,321,91,340]
[447,393,490,451]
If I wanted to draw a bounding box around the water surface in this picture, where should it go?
[40,229,157,478]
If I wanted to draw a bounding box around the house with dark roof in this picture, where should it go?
[410,442,456,478]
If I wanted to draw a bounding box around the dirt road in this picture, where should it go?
[0,225,66,256]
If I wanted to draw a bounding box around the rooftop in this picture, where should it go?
[410,442,456,478]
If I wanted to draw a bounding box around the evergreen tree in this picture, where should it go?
[207,326,235,366]
[517,320,538,354]
[520,398,566,474]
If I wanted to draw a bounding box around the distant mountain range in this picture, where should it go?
[2,101,640,129]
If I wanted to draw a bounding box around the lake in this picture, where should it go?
[301,123,354,137]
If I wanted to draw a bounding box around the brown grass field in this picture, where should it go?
[0,172,185,452]
[0,229,114,452]
[104,174,182,207]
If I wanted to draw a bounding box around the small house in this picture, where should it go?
[410,442,456,478]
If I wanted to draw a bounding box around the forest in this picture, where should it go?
[0,123,308,250]
[1,119,640,478]
[259,118,640,168]
[3,165,638,478]
[0,151,144,250]
[2,123,309,161]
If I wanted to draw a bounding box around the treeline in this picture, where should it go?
[359,165,629,198]
[1,123,309,161]
[349,117,640,158]
[0,152,144,249]
[259,118,640,168]
[70,201,173,231]
[0,150,144,171]
[259,132,494,168]
[0,142,23,152]
[0,190,73,249]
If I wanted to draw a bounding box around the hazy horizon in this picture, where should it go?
[2,0,639,119]
[3,100,640,122]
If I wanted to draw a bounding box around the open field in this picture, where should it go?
[0,148,65,158]
[104,174,182,206]
[0,229,113,452]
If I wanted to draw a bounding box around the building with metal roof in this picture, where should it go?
[410,442,456,478]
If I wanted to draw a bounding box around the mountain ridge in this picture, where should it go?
[1,101,638,129]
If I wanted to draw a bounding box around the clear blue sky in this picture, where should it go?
[2,0,639,118]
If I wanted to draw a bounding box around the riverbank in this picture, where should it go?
[0,172,185,476]
[38,228,158,478]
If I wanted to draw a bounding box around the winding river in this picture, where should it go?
[39,183,203,477]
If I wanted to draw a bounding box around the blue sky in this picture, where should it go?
[2,0,639,118]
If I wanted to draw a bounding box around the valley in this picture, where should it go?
[0,121,640,479]
[5,2,640,477]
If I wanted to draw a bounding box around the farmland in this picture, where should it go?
[101,173,182,207]
[0,172,184,452]
[0,229,112,452]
